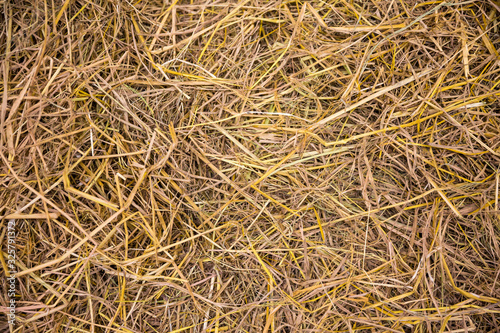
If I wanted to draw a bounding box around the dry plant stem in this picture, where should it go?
[1,0,500,332]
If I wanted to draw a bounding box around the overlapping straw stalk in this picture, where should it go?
[1,0,500,332]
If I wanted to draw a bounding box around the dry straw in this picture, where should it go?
[1,0,500,332]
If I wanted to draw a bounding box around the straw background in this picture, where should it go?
[1,0,500,332]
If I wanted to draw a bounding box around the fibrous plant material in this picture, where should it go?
[1,0,500,332]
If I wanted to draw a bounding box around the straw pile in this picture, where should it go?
[1,0,500,332]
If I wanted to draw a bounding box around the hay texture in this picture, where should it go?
[1,0,500,332]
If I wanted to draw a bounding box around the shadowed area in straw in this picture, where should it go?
[1,0,500,332]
